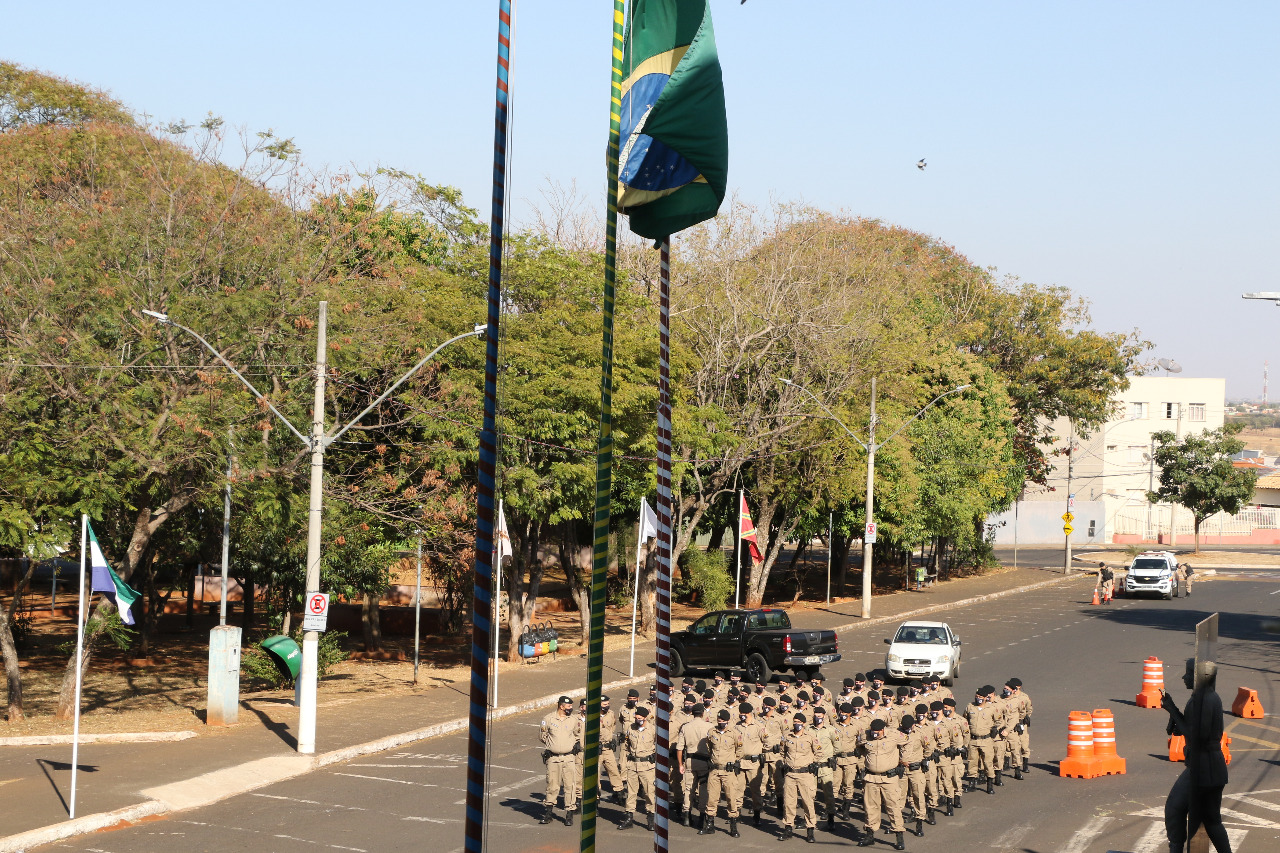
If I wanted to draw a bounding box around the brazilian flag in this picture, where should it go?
[619,0,728,239]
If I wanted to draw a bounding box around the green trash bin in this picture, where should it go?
[260,635,302,682]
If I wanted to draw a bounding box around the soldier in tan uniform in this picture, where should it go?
[851,673,869,703]
[712,671,730,704]
[619,706,657,831]
[927,701,956,817]
[759,697,785,810]
[857,718,906,850]
[677,703,712,827]
[964,686,999,795]
[539,696,582,826]
[734,702,769,826]
[810,673,833,709]
[993,685,1017,783]
[599,695,626,804]
[929,675,953,705]
[668,693,695,820]
[701,708,744,837]
[941,698,967,811]
[898,715,930,837]
[913,703,941,826]
[1004,677,1032,777]
[811,706,838,829]
[617,688,641,800]
[780,712,824,843]
[832,701,865,822]
[574,699,588,809]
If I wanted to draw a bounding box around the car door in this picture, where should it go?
[943,623,962,668]
[682,612,721,666]
[714,612,745,668]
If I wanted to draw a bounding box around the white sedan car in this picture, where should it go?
[883,620,962,685]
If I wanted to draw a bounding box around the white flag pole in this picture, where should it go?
[69,513,88,819]
[733,490,743,610]
[629,502,643,678]
[491,500,503,709]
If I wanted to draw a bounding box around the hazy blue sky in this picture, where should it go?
[4,2,1276,397]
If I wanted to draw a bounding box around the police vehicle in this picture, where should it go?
[1123,550,1179,599]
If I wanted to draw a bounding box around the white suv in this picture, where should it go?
[1124,551,1179,599]
[883,620,961,685]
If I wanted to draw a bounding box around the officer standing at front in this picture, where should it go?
[677,703,713,827]
[1005,677,1032,776]
[540,696,582,826]
[964,686,998,795]
[780,712,823,842]
[858,718,906,850]
[702,708,744,837]
[619,706,657,831]
[811,705,838,829]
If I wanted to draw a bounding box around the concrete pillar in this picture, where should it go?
[206,624,242,726]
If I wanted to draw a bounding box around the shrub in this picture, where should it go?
[240,630,348,689]
[683,548,734,612]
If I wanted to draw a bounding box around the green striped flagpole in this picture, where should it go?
[580,2,627,852]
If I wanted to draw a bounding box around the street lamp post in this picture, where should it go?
[780,377,971,619]
[143,304,483,753]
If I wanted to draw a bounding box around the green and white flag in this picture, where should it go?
[618,0,728,238]
[89,523,139,625]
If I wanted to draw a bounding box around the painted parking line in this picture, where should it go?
[1058,815,1112,853]
[453,773,542,805]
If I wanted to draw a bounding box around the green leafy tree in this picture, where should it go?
[1148,425,1259,553]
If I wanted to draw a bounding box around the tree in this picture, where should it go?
[0,62,134,132]
[1148,425,1259,553]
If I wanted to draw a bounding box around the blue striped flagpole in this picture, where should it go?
[652,237,674,853]
[464,2,511,851]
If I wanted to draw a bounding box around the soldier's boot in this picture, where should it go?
[994,770,1004,787]
[806,827,816,844]
[780,823,795,841]
[1022,758,1030,774]
[894,830,906,850]
[952,793,962,809]
[729,818,741,838]
[681,807,692,827]
[925,806,935,825]
[540,804,555,825]
[857,828,875,846]
[617,813,635,830]
[698,814,715,836]
[914,818,924,837]
[828,811,836,831]
[645,812,655,832]
[1013,765,1023,781]
[986,776,995,795]
[754,810,762,827]
[962,777,974,793]
[839,799,851,820]
[564,809,575,827]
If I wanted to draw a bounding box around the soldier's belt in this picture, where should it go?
[906,762,923,771]
[970,734,990,740]
[691,753,711,762]
[632,754,656,763]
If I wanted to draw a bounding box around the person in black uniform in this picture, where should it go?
[1162,658,1231,853]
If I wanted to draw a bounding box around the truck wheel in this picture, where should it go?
[670,649,686,678]
[746,652,773,685]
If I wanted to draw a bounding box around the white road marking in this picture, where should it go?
[334,772,441,788]
[453,773,542,804]
[252,793,367,811]
[1219,807,1280,827]
[1058,815,1112,853]
[1130,821,1165,853]
[991,822,1034,849]
[1269,588,1280,594]
[348,764,454,769]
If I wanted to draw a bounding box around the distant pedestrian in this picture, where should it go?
[1181,563,1195,596]
[1096,563,1115,604]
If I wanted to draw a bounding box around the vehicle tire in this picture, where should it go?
[670,648,686,679]
[1164,589,1173,600]
[944,664,958,687]
[746,652,772,685]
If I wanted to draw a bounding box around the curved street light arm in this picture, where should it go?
[323,325,486,448]
[777,377,869,451]
[879,384,972,448]
[142,310,311,447]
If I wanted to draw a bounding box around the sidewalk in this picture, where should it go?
[0,563,1076,851]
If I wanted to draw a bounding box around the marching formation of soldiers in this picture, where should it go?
[538,669,1033,848]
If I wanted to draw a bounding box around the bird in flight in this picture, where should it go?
[917,158,927,171]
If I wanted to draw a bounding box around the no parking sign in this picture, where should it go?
[302,593,330,632]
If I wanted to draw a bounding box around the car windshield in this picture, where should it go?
[1131,558,1170,572]
[746,610,791,630]
[894,626,947,645]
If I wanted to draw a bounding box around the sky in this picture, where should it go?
[3,2,1277,398]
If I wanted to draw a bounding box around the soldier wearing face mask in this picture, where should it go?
[701,708,744,837]
[735,702,769,826]
[964,686,999,795]
[913,703,941,828]
[780,712,824,843]
[539,696,582,826]
[677,703,713,827]
[811,706,838,829]
[618,688,641,797]
[619,706,656,831]
[857,718,906,850]
[928,701,958,817]
[669,694,696,821]
[599,695,626,804]
[941,698,967,810]
[760,696,786,809]
[1004,678,1032,778]
[832,702,864,822]
[897,714,930,838]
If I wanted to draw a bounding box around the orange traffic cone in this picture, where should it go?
[1091,588,1100,606]
[1168,734,1185,761]
[1136,657,1164,708]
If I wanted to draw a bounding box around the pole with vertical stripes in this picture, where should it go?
[652,237,675,853]
[581,2,627,851]
[463,1,511,850]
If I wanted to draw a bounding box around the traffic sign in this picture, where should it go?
[1068,494,1075,510]
[1062,512,1074,523]
[302,593,330,632]
[864,522,878,544]
[1062,524,1074,536]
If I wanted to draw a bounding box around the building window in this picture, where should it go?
[1130,402,1148,419]
[1106,445,1117,451]
[1188,403,1205,422]
[1164,402,1179,419]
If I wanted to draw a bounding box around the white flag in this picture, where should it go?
[495,503,512,565]
[639,498,659,542]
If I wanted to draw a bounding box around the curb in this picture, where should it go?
[828,571,1085,637]
[0,731,197,748]
[0,801,168,853]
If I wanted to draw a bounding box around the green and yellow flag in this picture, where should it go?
[618,0,728,239]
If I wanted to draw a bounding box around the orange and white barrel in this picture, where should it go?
[1090,709,1126,775]
[1136,656,1164,708]
[1059,711,1097,778]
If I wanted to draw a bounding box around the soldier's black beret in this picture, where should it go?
[899,716,914,732]
[844,677,856,687]
[854,673,866,681]
[739,702,753,714]
[636,706,650,717]
[851,697,866,707]
[1006,678,1022,688]
[910,680,923,690]
[929,701,944,712]
[839,703,854,714]
[896,686,910,697]
[943,698,957,708]
[797,690,810,701]
[867,690,880,701]
[870,719,887,731]
[627,689,640,698]
[915,703,928,715]
[794,713,807,723]
[718,709,731,721]
[763,696,777,707]
[703,689,716,699]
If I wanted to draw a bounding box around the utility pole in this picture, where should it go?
[297,301,328,755]
[1063,421,1074,574]
[861,378,877,618]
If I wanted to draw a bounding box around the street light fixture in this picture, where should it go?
[1242,292,1280,305]
[780,377,971,619]
[142,303,483,753]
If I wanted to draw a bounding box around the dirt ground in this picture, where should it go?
[1,553,972,736]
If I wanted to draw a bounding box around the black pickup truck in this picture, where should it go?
[669,607,840,685]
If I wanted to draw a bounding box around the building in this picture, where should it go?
[990,376,1226,545]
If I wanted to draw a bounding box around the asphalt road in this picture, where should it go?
[43,574,1280,853]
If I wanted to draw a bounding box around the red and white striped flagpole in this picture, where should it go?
[652,237,675,853]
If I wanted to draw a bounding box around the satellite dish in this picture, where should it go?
[1157,358,1183,375]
